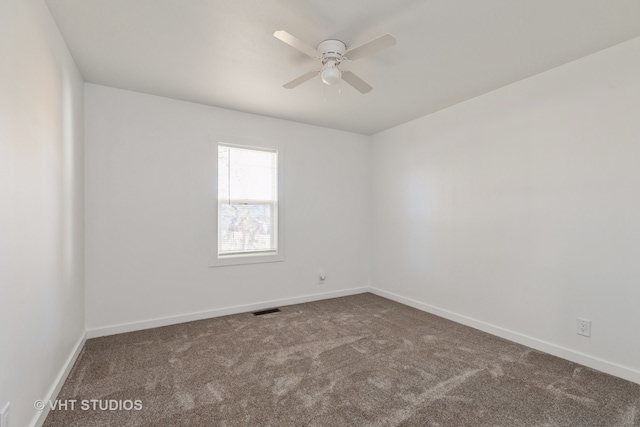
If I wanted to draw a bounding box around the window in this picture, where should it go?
[210,141,284,266]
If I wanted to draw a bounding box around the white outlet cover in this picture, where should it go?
[576,318,592,337]
[318,270,326,283]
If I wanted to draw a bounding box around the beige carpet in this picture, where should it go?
[44,293,640,426]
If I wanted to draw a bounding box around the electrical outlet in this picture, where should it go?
[1,402,10,427]
[576,318,592,337]
[318,270,326,285]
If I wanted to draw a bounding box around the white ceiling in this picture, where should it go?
[45,0,640,135]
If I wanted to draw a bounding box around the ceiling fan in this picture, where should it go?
[273,30,396,94]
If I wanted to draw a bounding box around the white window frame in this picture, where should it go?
[209,137,285,267]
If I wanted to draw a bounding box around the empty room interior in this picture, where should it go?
[3,0,640,426]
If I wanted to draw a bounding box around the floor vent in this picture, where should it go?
[252,308,281,316]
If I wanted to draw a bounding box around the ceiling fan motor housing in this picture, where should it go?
[318,39,347,62]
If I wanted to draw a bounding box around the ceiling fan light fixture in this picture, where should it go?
[321,64,341,85]
[275,30,396,93]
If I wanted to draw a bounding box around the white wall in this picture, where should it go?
[0,0,85,426]
[85,84,370,332]
[371,37,640,383]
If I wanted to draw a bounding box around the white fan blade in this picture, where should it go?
[283,70,319,89]
[341,71,373,94]
[273,30,320,58]
[345,33,396,61]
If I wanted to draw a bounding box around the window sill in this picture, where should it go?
[208,252,285,267]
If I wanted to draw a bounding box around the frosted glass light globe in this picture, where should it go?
[321,66,341,85]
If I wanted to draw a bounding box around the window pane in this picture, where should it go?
[218,146,277,202]
[218,203,275,255]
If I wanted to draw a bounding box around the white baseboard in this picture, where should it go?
[31,332,86,427]
[86,287,369,338]
[369,287,640,385]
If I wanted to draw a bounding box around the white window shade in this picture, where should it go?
[217,145,278,257]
